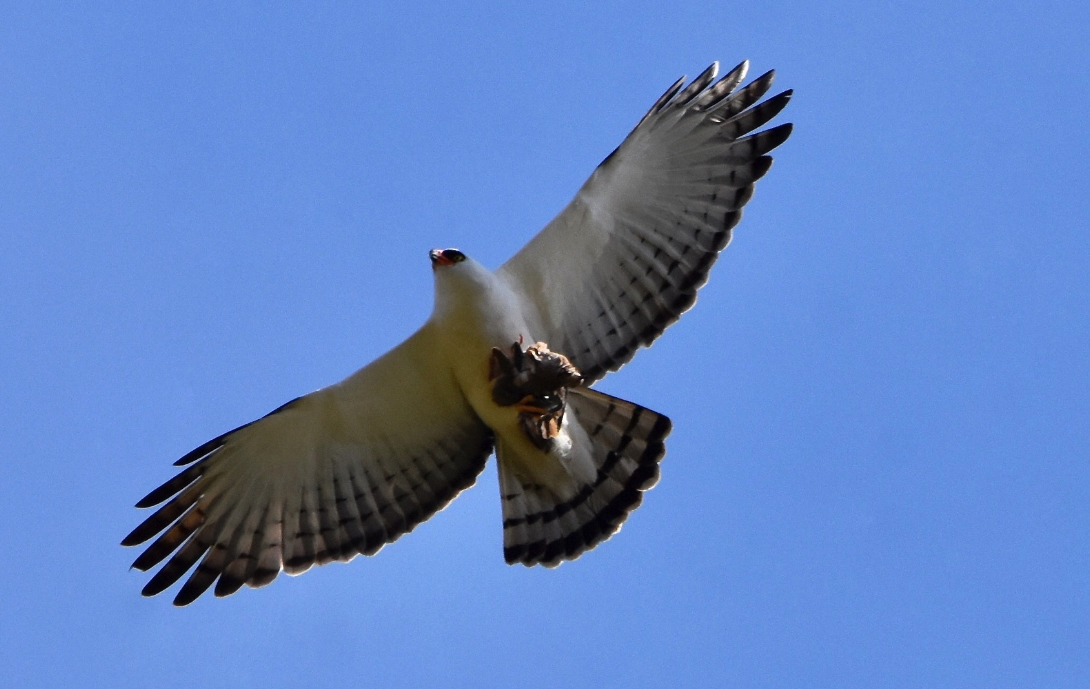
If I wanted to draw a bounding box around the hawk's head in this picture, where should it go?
[429,248,467,268]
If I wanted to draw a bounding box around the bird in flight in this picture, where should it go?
[123,59,792,605]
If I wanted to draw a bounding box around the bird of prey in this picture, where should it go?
[123,59,792,605]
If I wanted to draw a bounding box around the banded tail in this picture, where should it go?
[498,387,671,567]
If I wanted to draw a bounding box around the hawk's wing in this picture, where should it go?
[122,325,493,606]
[498,61,792,383]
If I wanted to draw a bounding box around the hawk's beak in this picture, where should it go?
[430,249,455,267]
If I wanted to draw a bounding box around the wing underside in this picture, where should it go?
[123,326,494,605]
[500,60,792,382]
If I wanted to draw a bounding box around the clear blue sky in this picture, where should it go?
[2,2,1087,687]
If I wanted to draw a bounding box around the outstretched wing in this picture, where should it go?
[122,325,494,606]
[499,60,792,383]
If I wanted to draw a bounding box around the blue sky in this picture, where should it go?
[2,2,1088,687]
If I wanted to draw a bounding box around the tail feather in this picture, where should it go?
[498,387,671,567]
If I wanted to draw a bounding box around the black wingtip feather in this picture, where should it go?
[673,62,719,107]
[747,156,775,184]
[695,60,749,111]
[173,562,218,606]
[753,89,793,126]
[141,536,211,598]
[131,505,205,571]
[122,489,197,546]
[722,90,793,139]
[729,123,792,160]
[172,435,229,467]
[708,70,776,122]
[763,122,794,152]
[653,76,687,113]
[134,462,204,509]
[744,69,776,96]
[168,396,302,467]
[121,526,149,548]
[214,571,247,598]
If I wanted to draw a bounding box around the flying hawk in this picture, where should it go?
[123,60,792,605]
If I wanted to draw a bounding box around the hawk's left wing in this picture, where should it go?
[122,325,493,606]
[499,60,792,382]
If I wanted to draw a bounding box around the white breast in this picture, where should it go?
[429,258,533,430]
[428,257,597,492]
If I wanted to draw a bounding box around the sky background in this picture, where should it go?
[2,2,1088,687]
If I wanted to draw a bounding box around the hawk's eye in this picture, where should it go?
[443,249,466,263]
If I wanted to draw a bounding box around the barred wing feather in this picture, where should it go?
[122,325,493,606]
[499,61,792,382]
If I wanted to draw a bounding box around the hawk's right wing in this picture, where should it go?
[499,60,792,382]
[122,325,494,606]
